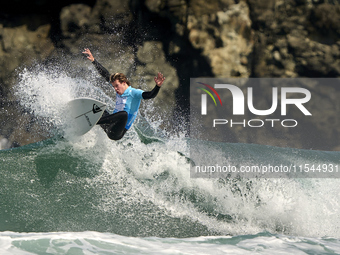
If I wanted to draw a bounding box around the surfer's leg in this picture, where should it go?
[97,111,128,140]
[96,110,111,132]
[107,127,127,140]
[97,110,110,124]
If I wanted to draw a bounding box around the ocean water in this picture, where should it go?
[0,67,340,254]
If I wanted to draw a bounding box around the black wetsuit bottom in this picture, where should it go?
[97,110,128,140]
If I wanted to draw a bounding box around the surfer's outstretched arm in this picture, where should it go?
[142,72,165,99]
[82,48,110,82]
[142,85,160,99]
[92,60,110,82]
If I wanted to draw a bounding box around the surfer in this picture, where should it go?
[82,48,165,140]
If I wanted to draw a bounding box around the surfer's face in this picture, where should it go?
[112,80,128,95]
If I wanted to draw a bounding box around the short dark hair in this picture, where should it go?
[110,73,131,86]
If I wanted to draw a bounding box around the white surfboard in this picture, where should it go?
[66,97,107,136]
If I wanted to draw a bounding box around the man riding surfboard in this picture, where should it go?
[82,48,165,140]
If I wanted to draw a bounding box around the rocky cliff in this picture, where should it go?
[0,0,339,150]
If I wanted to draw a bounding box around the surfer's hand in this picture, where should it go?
[82,48,95,62]
[154,72,165,87]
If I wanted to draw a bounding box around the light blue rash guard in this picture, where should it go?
[113,86,144,130]
[91,60,160,130]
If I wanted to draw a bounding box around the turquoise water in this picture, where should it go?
[1,231,340,254]
[1,132,340,254]
[1,67,340,254]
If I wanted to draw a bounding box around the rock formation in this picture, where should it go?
[0,0,339,150]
